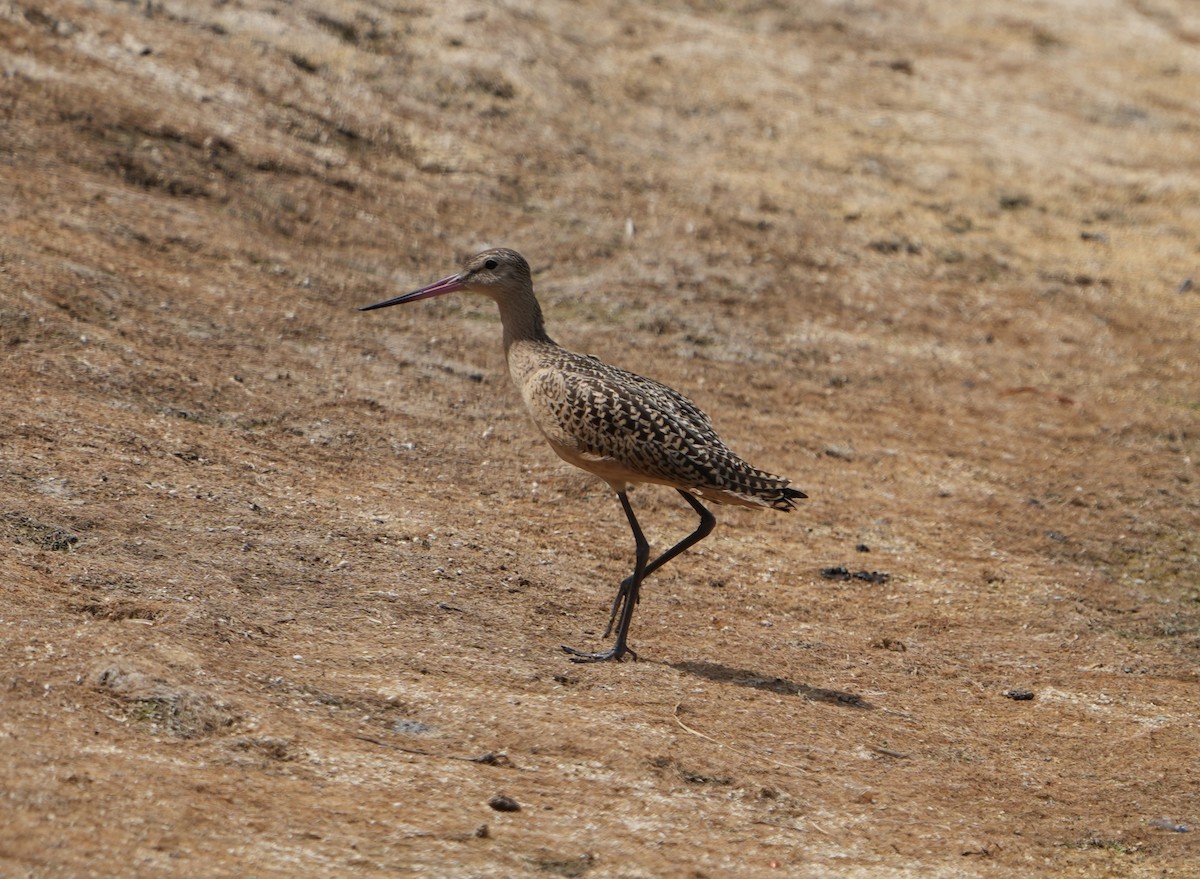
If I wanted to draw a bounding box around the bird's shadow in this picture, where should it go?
[667,660,874,710]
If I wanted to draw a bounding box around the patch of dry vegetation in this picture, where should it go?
[1,1,1198,876]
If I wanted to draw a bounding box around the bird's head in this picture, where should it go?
[359,248,532,311]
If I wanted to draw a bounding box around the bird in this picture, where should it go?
[360,248,805,662]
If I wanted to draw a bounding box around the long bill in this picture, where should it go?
[359,273,465,311]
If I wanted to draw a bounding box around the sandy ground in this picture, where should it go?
[2,0,1199,876]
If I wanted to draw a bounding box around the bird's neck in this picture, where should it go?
[497,288,553,355]
[497,288,562,391]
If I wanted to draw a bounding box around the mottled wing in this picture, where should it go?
[529,353,802,508]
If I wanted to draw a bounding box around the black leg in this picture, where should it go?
[562,491,650,663]
[602,490,715,638]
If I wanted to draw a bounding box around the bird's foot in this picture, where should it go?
[561,643,638,663]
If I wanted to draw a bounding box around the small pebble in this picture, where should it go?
[1004,688,1035,701]
[392,718,432,735]
[1149,817,1190,833]
[488,794,520,812]
[853,570,890,584]
[819,567,891,584]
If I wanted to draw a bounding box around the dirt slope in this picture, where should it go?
[2,1,1198,876]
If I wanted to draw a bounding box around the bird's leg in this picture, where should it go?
[602,490,716,637]
[562,491,649,662]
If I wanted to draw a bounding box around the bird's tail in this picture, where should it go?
[768,486,807,511]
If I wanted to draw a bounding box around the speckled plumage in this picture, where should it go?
[361,248,805,662]
[514,343,801,510]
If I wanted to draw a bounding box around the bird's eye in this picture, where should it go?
[484,258,498,270]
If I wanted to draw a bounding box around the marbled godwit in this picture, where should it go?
[361,248,805,662]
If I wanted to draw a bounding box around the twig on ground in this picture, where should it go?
[353,734,514,766]
[671,703,811,773]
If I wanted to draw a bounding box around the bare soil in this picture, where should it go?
[2,1,1198,876]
